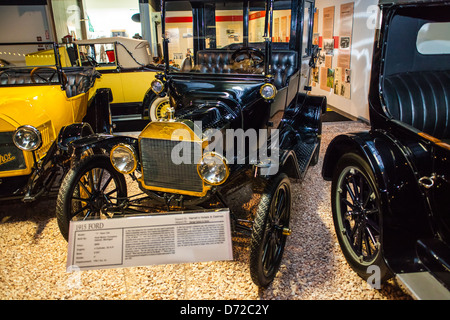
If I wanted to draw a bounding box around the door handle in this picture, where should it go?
[419,175,436,189]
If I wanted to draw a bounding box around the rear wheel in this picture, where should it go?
[331,153,391,283]
[250,173,291,287]
[56,155,127,240]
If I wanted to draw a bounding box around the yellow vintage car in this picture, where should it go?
[0,42,111,202]
[74,37,170,130]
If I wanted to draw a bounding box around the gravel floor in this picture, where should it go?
[0,121,411,300]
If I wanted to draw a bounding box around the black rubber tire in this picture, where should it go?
[331,153,391,284]
[250,173,291,287]
[56,155,127,240]
[310,140,321,166]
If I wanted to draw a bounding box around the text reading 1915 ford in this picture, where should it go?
[56,0,326,287]
[322,0,450,299]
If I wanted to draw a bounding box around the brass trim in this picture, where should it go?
[260,83,277,100]
[151,79,164,94]
[138,120,203,142]
[137,176,211,197]
[110,143,138,174]
[197,152,230,186]
[138,121,210,196]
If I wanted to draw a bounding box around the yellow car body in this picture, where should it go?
[0,42,101,201]
[74,37,166,126]
[0,85,89,178]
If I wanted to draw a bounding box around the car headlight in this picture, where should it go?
[151,79,164,94]
[197,152,229,185]
[110,144,137,174]
[260,83,277,100]
[13,125,42,151]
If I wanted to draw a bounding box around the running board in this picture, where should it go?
[396,272,450,300]
[112,115,143,121]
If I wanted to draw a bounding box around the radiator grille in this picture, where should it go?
[0,132,27,172]
[35,124,52,159]
[140,138,204,193]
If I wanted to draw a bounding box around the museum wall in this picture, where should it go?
[0,5,53,42]
[83,0,142,39]
[311,0,379,122]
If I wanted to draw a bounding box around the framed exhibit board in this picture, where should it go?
[312,2,354,99]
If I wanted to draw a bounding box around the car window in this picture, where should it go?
[249,5,291,44]
[0,43,69,86]
[165,2,194,69]
[417,22,450,55]
[301,2,313,57]
[78,43,117,68]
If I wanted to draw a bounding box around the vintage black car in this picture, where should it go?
[55,0,326,287]
[322,0,450,299]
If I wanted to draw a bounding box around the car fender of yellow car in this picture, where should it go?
[0,84,91,177]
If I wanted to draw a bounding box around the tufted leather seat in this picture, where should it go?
[194,49,297,88]
[0,67,98,98]
[64,70,96,98]
[271,50,297,88]
[195,50,234,74]
[383,71,450,140]
[0,70,52,85]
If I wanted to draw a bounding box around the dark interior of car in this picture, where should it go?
[0,67,98,98]
[180,42,298,89]
[381,6,450,141]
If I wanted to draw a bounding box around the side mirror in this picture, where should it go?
[309,45,320,68]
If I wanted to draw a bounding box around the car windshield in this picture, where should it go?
[0,42,71,86]
[164,0,292,75]
[75,37,155,69]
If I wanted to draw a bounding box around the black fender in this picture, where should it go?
[282,93,326,145]
[299,94,326,135]
[322,131,386,183]
[276,94,326,179]
[302,93,327,115]
[279,150,301,180]
[66,133,139,166]
[322,130,433,273]
[83,88,113,134]
[57,122,94,152]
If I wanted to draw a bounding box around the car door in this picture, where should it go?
[429,144,450,244]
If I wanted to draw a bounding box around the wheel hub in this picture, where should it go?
[90,192,106,211]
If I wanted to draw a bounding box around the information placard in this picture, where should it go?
[66,209,233,272]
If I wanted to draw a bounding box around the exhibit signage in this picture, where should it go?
[66,209,233,272]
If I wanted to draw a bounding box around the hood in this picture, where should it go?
[168,77,265,130]
[175,101,237,132]
[0,86,63,130]
[169,78,263,110]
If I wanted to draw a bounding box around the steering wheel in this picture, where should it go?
[86,55,98,67]
[231,47,265,67]
[30,66,68,86]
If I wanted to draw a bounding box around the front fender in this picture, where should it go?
[57,122,94,152]
[66,133,139,166]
